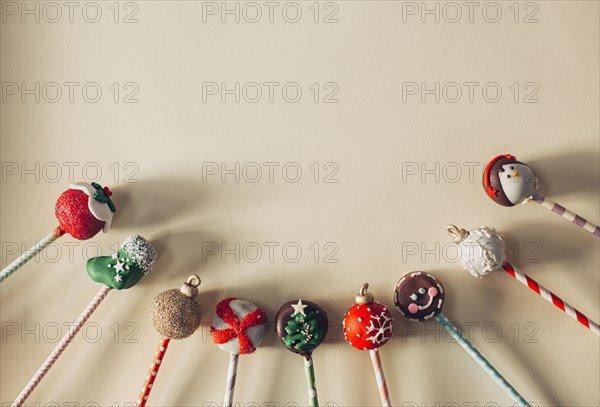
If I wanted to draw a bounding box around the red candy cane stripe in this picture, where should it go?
[502,263,600,336]
[137,337,171,407]
[211,297,267,354]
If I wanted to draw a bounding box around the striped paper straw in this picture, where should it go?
[12,286,111,407]
[223,353,239,407]
[503,263,600,336]
[531,192,600,237]
[435,312,530,407]
[137,337,171,407]
[369,349,391,407]
[304,355,319,407]
[1,227,65,283]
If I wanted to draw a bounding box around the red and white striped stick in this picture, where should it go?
[369,349,391,407]
[137,337,171,407]
[531,192,600,237]
[12,286,111,407]
[502,263,600,336]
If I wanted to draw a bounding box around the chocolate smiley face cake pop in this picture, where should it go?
[394,272,444,321]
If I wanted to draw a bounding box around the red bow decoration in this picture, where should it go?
[211,297,267,354]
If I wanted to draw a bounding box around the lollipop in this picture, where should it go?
[136,275,202,407]
[1,181,116,283]
[448,225,600,336]
[210,298,268,407]
[276,299,328,407]
[12,234,156,407]
[343,284,393,407]
[394,272,530,406]
[483,154,599,237]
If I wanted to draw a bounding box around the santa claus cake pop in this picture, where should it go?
[483,154,599,237]
[276,300,328,407]
[1,181,116,283]
[211,298,268,407]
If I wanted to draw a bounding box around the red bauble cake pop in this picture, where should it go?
[343,284,393,351]
[343,283,393,407]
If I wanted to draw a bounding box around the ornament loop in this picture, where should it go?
[359,283,369,296]
[355,283,374,304]
[187,274,201,288]
[447,225,469,244]
[181,274,201,298]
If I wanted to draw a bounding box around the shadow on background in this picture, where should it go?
[528,150,600,199]
[110,177,218,229]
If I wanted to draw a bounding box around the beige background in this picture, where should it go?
[1,1,599,406]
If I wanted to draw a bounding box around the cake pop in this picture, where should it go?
[211,298,268,407]
[343,284,393,406]
[448,225,600,336]
[394,272,530,406]
[12,235,156,407]
[483,154,599,237]
[136,275,202,407]
[276,299,328,407]
[1,181,116,283]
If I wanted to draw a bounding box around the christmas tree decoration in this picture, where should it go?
[1,181,117,283]
[343,283,393,406]
[483,154,599,237]
[137,275,202,407]
[211,298,268,407]
[394,272,530,407]
[12,235,156,407]
[448,225,600,336]
[276,299,328,407]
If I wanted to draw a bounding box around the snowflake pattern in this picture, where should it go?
[365,311,393,345]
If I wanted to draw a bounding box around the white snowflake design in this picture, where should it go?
[365,312,393,344]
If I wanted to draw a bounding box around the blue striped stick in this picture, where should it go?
[223,353,239,407]
[435,313,530,407]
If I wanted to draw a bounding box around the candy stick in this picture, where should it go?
[483,154,599,238]
[11,234,157,407]
[136,275,202,406]
[276,299,329,407]
[224,354,239,407]
[137,337,171,407]
[531,192,600,237]
[211,297,268,406]
[343,284,393,407]
[502,263,600,336]
[448,225,600,336]
[0,227,65,283]
[435,312,530,407]
[369,349,391,407]
[394,271,530,407]
[12,286,111,407]
[1,182,116,283]
[304,355,319,407]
